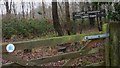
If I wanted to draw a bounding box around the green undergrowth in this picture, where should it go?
[2,18,55,39]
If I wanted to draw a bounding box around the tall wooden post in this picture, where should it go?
[105,23,120,66]
[103,23,109,66]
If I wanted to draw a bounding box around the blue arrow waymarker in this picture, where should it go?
[6,44,15,53]
[8,45,13,50]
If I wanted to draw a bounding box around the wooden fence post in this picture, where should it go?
[103,23,110,66]
[106,23,120,66]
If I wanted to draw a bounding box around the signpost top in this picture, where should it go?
[73,10,106,20]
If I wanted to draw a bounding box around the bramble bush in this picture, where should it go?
[2,18,54,39]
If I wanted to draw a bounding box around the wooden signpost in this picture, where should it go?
[73,10,106,32]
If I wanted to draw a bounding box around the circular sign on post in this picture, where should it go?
[6,44,15,53]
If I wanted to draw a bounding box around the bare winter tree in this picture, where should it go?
[32,2,35,18]
[4,0,11,14]
[12,1,17,17]
[65,0,71,35]
[29,2,32,18]
[58,2,65,24]
[79,2,85,34]
[21,0,25,18]
[48,5,52,19]
[42,0,46,19]
[26,3,29,18]
[52,0,64,36]
[9,0,12,13]
[1,9,4,18]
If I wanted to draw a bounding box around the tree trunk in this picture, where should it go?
[32,2,35,19]
[52,1,64,36]
[5,0,11,20]
[78,2,85,34]
[42,0,46,19]
[58,2,65,23]
[26,3,29,18]
[99,3,103,31]
[1,10,3,18]
[21,1,25,18]
[9,0,12,14]
[89,2,96,27]
[29,2,32,18]
[13,1,17,17]
[65,1,71,35]
[5,0,10,14]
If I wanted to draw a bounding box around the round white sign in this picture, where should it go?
[6,44,15,53]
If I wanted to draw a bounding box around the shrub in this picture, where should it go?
[2,18,54,39]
